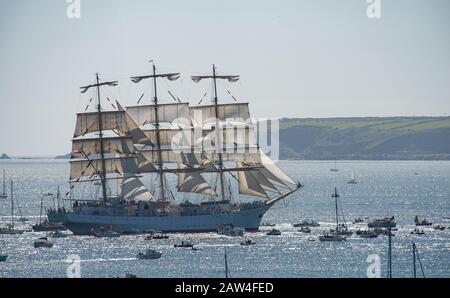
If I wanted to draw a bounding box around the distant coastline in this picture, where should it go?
[3,116,450,161]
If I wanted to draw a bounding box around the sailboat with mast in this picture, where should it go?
[47,64,302,235]
[347,170,357,184]
[329,161,338,172]
[0,170,7,198]
[0,181,25,234]
[319,187,347,241]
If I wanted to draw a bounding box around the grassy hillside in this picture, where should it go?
[278,117,450,160]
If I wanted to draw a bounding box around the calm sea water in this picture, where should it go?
[0,159,449,278]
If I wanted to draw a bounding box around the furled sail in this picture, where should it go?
[190,103,251,127]
[177,164,217,196]
[71,136,135,158]
[69,157,139,180]
[126,102,190,126]
[73,111,127,138]
[119,176,156,202]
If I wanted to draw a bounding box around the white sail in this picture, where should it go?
[237,162,268,198]
[71,136,135,157]
[259,149,296,187]
[190,103,251,127]
[136,151,157,173]
[177,164,217,196]
[119,176,156,202]
[117,102,153,146]
[126,102,190,126]
[69,156,139,180]
[143,128,193,146]
[199,125,257,146]
[73,111,127,138]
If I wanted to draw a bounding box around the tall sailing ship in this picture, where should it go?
[47,64,302,235]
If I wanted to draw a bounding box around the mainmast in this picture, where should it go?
[332,187,339,235]
[130,62,180,201]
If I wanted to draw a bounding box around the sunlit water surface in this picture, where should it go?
[0,159,449,278]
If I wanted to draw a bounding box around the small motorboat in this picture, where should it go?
[217,224,245,237]
[298,226,311,233]
[293,220,320,227]
[34,237,54,248]
[318,234,347,242]
[240,238,256,246]
[414,215,432,226]
[174,241,194,248]
[411,228,425,235]
[358,230,378,239]
[191,246,201,251]
[91,226,121,238]
[433,225,446,231]
[266,228,281,236]
[137,249,162,260]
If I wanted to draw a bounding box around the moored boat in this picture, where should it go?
[414,215,432,226]
[293,220,320,227]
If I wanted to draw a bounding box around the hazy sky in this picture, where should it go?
[1,0,449,156]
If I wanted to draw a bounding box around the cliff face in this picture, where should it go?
[278,117,450,160]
